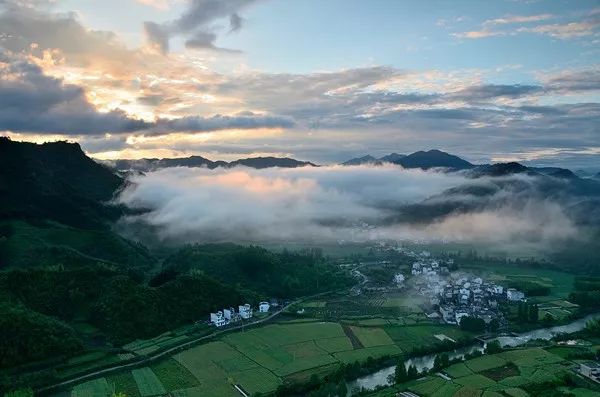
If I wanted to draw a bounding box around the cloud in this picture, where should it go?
[116,165,582,248]
[541,67,600,92]
[144,0,258,53]
[517,19,600,39]
[0,56,148,134]
[483,14,554,26]
[151,112,294,135]
[453,11,599,40]
[0,54,293,135]
[450,84,544,101]
[0,0,134,66]
[136,0,175,10]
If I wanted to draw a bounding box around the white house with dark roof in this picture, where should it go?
[239,303,253,319]
[210,311,226,327]
[259,301,270,313]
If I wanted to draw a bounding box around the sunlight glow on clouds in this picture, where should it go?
[0,0,598,168]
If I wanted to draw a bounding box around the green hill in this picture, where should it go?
[0,137,124,229]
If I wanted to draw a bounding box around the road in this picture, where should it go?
[36,292,332,394]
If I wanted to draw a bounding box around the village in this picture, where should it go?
[402,250,526,328]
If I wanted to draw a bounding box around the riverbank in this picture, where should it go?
[347,312,600,394]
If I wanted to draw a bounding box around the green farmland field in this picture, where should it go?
[384,325,472,351]
[362,345,600,397]
[231,367,281,395]
[107,372,141,397]
[350,326,395,347]
[150,359,199,390]
[71,378,110,397]
[315,336,354,353]
[131,367,166,397]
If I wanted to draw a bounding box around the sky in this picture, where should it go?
[0,0,599,169]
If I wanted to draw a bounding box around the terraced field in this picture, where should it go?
[69,321,408,397]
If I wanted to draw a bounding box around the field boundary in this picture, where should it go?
[35,291,335,395]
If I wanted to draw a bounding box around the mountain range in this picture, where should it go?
[110,148,598,179]
[110,155,316,172]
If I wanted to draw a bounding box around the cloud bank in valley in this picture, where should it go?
[116,164,580,247]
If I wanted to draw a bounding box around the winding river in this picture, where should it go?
[346,313,600,395]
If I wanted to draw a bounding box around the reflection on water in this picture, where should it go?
[347,313,600,395]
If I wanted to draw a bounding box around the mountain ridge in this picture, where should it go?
[110,155,316,172]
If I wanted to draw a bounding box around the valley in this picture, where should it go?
[1,139,600,397]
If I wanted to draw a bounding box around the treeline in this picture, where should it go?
[271,355,396,397]
[569,276,600,309]
[506,280,550,297]
[0,303,82,368]
[516,302,540,324]
[0,244,352,368]
[162,243,353,298]
[0,265,247,367]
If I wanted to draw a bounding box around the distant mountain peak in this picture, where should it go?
[395,149,474,170]
[342,155,381,166]
[111,155,316,172]
[228,156,317,169]
[379,153,405,163]
[469,162,530,177]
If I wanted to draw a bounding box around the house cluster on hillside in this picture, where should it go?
[409,259,525,326]
[209,301,272,327]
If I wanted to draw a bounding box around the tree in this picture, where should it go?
[4,389,33,397]
[517,301,527,323]
[394,361,408,383]
[485,340,503,354]
[460,316,486,332]
[433,353,450,370]
[529,304,539,323]
[489,318,500,332]
[407,365,418,379]
[336,381,348,397]
[542,312,555,325]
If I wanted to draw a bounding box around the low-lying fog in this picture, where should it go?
[116,164,581,248]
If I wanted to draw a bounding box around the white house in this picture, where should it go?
[507,288,525,301]
[210,311,226,327]
[259,301,270,313]
[239,303,253,319]
[440,306,455,323]
[394,273,405,286]
[491,285,504,295]
[223,307,237,322]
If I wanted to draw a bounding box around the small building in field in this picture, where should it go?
[210,311,226,327]
[239,304,253,319]
[259,301,270,313]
